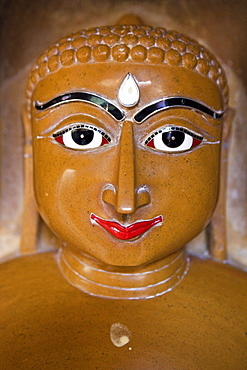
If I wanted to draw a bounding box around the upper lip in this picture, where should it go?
[90,214,163,240]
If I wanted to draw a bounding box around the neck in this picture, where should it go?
[57,246,189,299]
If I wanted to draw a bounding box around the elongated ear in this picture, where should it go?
[207,108,235,261]
[20,104,39,254]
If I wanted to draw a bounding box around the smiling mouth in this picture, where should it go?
[90,214,163,240]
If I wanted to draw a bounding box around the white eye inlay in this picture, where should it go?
[117,73,140,108]
[145,126,203,153]
[153,130,193,152]
[63,129,102,149]
[53,124,111,150]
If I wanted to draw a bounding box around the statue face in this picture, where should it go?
[31,63,223,266]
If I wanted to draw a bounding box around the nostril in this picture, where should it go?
[102,185,151,211]
[102,185,116,206]
[136,187,151,208]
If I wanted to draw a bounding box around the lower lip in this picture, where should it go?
[90,214,163,240]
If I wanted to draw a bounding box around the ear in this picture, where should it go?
[22,104,32,143]
[207,108,235,261]
[20,104,39,254]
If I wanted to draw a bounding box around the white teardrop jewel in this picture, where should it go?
[117,73,140,107]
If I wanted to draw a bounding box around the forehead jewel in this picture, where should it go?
[117,73,140,108]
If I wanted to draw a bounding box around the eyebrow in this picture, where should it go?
[35,92,125,121]
[134,97,224,123]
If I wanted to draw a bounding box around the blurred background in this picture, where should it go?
[1,0,246,268]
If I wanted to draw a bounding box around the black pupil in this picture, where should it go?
[162,131,185,148]
[72,129,94,145]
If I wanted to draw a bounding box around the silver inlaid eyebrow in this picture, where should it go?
[134,97,224,123]
[35,92,125,121]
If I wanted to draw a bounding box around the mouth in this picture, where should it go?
[90,214,163,240]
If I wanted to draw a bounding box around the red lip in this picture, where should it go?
[90,214,163,240]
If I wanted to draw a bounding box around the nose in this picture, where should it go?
[102,120,150,214]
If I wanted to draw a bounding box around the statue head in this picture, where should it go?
[23,23,228,297]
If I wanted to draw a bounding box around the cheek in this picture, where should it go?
[137,145,220,223]
[32,140,117,223]
[139,147,220,259]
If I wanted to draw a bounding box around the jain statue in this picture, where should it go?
[1,17,246,368]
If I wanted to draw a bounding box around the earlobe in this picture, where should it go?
[20,104,39,255]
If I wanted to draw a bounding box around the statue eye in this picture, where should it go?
[144,126,203,153]
[53,124,111,150]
